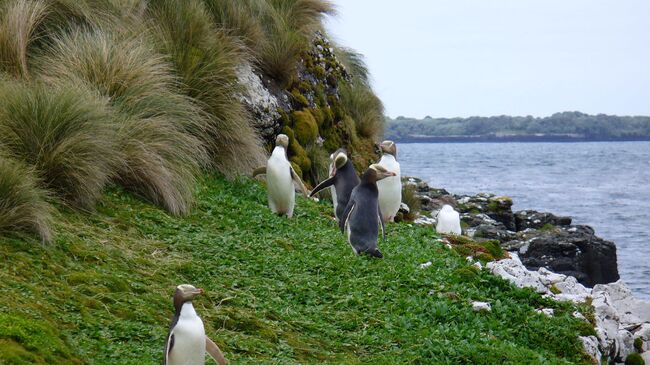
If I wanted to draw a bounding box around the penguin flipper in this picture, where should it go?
[289,166,309,197]
[163,332,174,365]
[252,166,267,177]
[378,206,386,240]
[206,336,228,365]
[339,197,356,233]
[309,176,336,197]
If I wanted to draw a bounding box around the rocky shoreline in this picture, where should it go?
[404,176,650,364]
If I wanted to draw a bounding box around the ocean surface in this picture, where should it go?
[399,142,650,299]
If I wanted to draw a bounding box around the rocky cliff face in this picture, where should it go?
[405,176,620,287]
[237,33,382,186]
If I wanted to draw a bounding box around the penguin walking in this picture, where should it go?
[164,284,227,365]
[436,205,462,235]
[339,164,396,258]
[310,149,359,221]
[376,140,401,222]
[253,134,309,218]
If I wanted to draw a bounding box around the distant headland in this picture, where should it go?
[385,112,650,143]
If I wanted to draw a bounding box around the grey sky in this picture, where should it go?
[325,1,650,118]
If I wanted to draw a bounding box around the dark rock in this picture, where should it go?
[456,194,516,231]
[507,225,619,287]
[471,224,517,242]
[514,210,572,231]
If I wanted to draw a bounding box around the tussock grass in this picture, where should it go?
[336,46,370,86]
[149,0,266,177]
[0,80,118,209]
[0,155,53,242]
[259,0,334,85]
[203,0,268,55]
[0,0,49,78]
[38,29,207,215]
[340,82,385,140]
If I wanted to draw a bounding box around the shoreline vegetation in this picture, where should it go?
[385,112,650,143]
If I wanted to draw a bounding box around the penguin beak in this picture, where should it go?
[195,288,204,295]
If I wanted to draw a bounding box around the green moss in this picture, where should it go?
[282,126,295,141]
[313,65,326,79]
[291,89,310,108]
[540,223,556,231]
[482,240,505,260]
[549,285,562,295]
[625,352,645,365]
[635,337,644,353]
[454,266,479,280]
[292,109,318,146]
[310,108,326,128]
[476,252,495,262]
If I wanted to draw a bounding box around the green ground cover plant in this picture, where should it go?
[0,176,592,364]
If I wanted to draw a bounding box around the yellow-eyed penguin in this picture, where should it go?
[310,149,359,221]
[253,134,309,218]
[164,284,227,365]
[436,204,462,235]
[376,141,401,222]
[339,164,396,258]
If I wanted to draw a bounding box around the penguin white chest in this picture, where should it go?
[376,155,401,221]
[168,303,206,365]
[266,148,294,214]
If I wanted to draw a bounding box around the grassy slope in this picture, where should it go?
[0,176,591,365]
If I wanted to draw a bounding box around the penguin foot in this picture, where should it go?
[363,249,383,259]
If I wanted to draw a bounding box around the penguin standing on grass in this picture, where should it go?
[339,164,396,258]
[310,149,359,221]
[253,134,309,218]
[376,140,401,222]
[436,204,462,235]
[164,284,227,365]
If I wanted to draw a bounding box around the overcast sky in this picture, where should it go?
[325,0,650,118]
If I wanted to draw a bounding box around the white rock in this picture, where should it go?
[472,301,491,312]
[472,261,483,270]
[399,202,410,213]
[420,261,432,269]
[536,308,554,317]
[573,311,587,321]
[634,323,650,352]
[579,336,602,365]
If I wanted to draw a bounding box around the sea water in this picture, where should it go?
[399,141,650,299]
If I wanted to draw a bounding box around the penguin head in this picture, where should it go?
[380,140,397,157]
[368,164,396,181]
[275,134,289,149]
[174,284,204,303]
[329,149,348,176]
[333,149,348,169]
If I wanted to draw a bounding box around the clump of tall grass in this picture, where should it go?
[0,0,49,78]
[339,82,385,140]
[38,29,207,215]
[148,0,266,177]
[203,0,268,55]
[0,155,54,242]
[0,80,118,209]
[259,0,335,86]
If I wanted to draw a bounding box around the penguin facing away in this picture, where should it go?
[376,140,401,222]
[339,164,396,258]
[164,284,227,365]
[253,134,309,218]
[436,205,462,235]
[310,149,360,221]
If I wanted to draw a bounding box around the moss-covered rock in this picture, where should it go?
[291,89,310,108]
[292,109,318,146]
[625,352,645,365]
